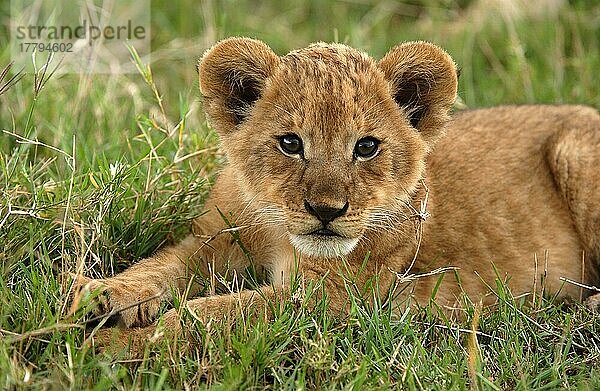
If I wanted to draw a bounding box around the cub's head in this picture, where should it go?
[199,38,457,259]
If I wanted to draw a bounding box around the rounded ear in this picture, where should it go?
[198,37,280,133]
[378,41,458,147]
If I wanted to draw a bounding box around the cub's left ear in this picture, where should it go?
[199,37,280,134]
[378,42,458,147]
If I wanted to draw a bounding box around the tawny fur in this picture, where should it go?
[73,38,600,354]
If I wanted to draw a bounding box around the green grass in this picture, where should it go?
[1,0,599,388]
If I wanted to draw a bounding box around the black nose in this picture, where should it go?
[304,200,349,225]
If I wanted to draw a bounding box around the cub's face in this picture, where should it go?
[199,39,457,258]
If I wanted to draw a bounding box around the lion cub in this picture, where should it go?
[74,38,600,348]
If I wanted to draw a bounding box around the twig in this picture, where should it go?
[392,266,460,284]
[1,324,83,344]
[402,321,504,341]
[400,180,430,278]
[559,277,600,293]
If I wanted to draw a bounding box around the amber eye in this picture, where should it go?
[354,137,380,160]
[278,134,303,156]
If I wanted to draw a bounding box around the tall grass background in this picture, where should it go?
[0,0,599,388]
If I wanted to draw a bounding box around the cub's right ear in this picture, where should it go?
[199,37,280,133]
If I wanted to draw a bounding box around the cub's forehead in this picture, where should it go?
[265,43,390,119]
[278,43,379,82]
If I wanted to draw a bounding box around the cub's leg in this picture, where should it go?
[72,210,255,327]
[94,285,286,356]
[545,107,600,307]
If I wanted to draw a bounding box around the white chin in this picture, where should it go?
[289,234,359,258]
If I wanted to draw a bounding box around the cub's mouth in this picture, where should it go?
[309,228,341,237]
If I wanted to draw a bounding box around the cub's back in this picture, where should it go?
[417,105,598,302]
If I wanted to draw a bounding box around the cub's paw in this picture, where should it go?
[584,293,600,312]
[70,274,165,328]
[92,313,181,358]
[92,326,156,358]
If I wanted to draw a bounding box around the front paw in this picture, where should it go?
[71,274,164,327]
